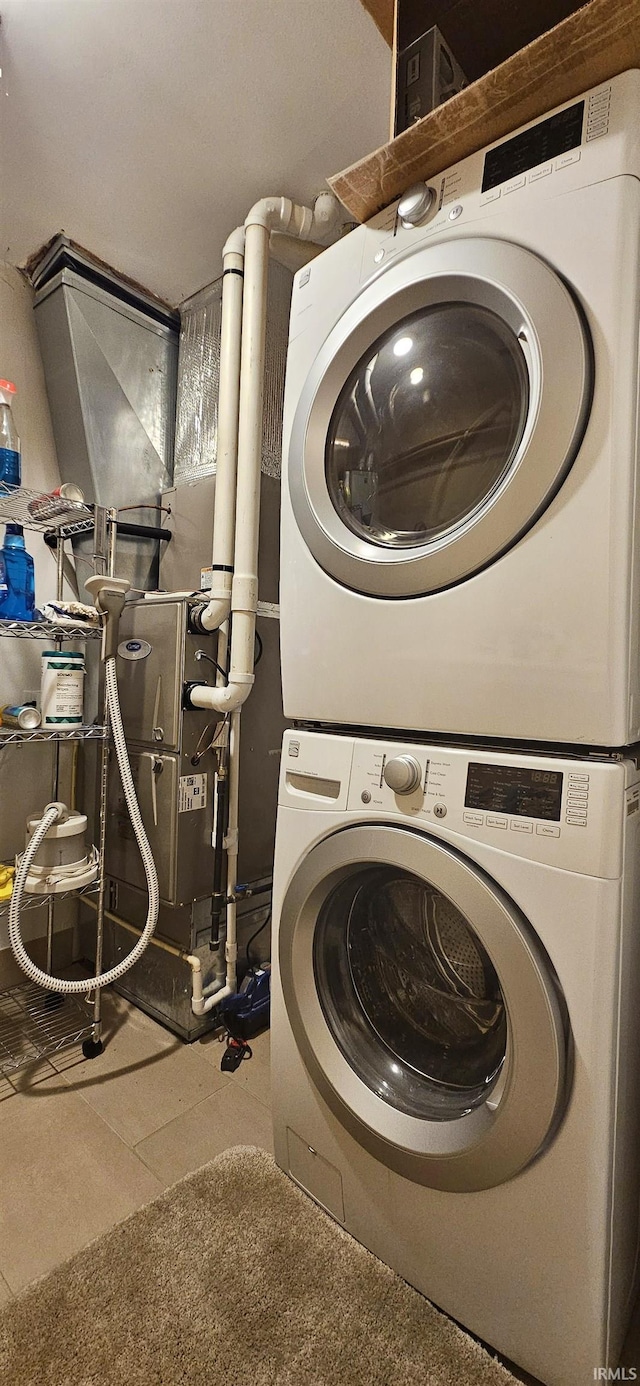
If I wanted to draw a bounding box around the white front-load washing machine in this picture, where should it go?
[281,69,640,747]
[271,728,640,1386]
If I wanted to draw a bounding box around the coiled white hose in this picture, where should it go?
[16,843,99,888]
[8,655,159,994]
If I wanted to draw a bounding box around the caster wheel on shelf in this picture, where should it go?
[81,1038,104,1060]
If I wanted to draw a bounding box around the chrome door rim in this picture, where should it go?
[279,824,569,1192]
[289,237,591,597]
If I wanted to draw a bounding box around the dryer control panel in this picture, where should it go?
[279,730,635,881]
[356,70,640,286]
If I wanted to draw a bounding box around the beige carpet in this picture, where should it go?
[0,1146,519,1386]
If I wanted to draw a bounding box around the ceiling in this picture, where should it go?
[0,0,390,305]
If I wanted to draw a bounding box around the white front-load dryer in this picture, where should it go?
[281,69,640,746]
[271,728,640,1386]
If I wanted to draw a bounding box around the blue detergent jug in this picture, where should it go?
[0,525,36,620]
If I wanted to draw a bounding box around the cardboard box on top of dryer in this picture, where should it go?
[330,0,640,224]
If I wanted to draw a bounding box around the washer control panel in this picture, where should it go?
[279,731,632,879]
[343,737,626,879]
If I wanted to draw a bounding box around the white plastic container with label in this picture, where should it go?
[40,650,85,725]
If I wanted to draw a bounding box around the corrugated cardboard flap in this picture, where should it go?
[329,0,640,222]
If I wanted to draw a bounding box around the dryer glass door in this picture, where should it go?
[279,823,569,1192]
[289,237,591,596]
[326,303,529,553]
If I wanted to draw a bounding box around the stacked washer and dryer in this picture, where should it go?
[272,70,640,1386]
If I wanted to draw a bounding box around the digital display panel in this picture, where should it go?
[482,101,585,192]
[465,763,563,822]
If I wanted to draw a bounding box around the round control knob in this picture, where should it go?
[398,183,436,229]
[383,755,422,795]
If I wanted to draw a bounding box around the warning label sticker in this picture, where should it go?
[178,773,207,813]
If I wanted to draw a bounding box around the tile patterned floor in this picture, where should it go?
[0,987,272,1295]
[1,985,639,1384]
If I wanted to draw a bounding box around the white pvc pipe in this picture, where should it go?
[246,192,342,241]
[198,235,245,633]
[78,902,223,1019]
[226,218,269,693]
[188,951,234,1016]
[188,192,343,1015]
[188,954,205,1013]
[190,191,342,717]
[192,983,232,1017]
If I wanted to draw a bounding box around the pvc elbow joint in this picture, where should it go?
[222,226,246,259]
[245,196,291,233]
[185,678,254,715]
[189,596,231,634]
[310,191,342,238]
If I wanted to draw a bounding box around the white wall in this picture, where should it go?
[0,263,63,948]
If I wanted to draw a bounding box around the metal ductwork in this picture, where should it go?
[31,237,179,590]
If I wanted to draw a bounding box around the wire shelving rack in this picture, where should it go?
[0,492,117,1073]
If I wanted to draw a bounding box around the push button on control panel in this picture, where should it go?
[555,149,581,170]
[529,162,553,183]
[503,174,526,195]
[586,86,611,142]
[566,771,589,826]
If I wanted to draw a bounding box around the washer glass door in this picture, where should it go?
[314,863,507,1122]
[279,824,570,1191]
[289,237,592,596]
